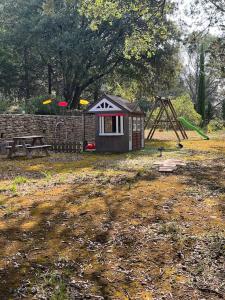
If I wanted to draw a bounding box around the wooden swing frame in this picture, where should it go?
[145,96,188,142]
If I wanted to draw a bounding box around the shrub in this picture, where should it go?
[0,98,12,113]
[0,95,26,114]
[146,94,202,128]
[172,94,202,126]
[208,118,224,132]
[25,95,64,115]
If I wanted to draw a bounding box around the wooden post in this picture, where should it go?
[160,99,181,142]
[147,105,164,140]
[167,99,188,139]
[145,97,159,130]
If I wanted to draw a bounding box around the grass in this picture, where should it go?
[41,170,53,181]
[43,272,69,300]
[13,176,28,185]
[0,131,224,299]
[10,183,17,195]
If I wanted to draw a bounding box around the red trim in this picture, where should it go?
[97,113,127,117]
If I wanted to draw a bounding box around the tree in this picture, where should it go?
[188,0,225,30]
[0,0,51,105]
[182,31,225,124]
[0,48,19,96]
[173,94,202,125]
[1,0,176,109]
[206,100,214,122]
[222,100,225,121]
[197,44,206,123]
[104,38,181,101]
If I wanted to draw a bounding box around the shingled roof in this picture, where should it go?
[104,94,141,113]
[86,94,144,115]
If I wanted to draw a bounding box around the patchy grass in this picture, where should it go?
[0,134,224,299]
[13,176,28,185]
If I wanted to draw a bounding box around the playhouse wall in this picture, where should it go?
[95,116,130,153]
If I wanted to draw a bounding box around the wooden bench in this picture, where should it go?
[7,136,51,158]
[5,144,31,149]
[26,145,52,157]
[26,145,51,150]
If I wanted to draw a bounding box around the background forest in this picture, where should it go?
[0,0,225,130]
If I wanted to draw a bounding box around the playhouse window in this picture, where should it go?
[137,117,141,131]
[99,115,124,136]
[133,117,137,131]
[133,117,141,132]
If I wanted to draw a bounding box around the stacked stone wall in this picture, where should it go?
[0,114,95,143]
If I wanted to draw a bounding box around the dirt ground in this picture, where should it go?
[0,131,224,300]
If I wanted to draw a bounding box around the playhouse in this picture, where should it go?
[87,94,145,152]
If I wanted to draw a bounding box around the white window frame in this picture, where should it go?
[133,117,137,131]
[141,117,145,148]
[137,117,141,132]
[129,117,133,151]
[99,116,124,136]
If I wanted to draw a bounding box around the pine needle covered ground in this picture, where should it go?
[0,132,224,300]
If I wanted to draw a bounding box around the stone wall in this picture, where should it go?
[0,114,96,143]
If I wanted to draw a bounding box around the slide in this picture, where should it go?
[178,117,209,140]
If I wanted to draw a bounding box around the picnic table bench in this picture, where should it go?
[7,135,51,158]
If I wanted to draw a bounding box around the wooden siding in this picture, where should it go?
[96,115,129,152]
[132,132,142,151]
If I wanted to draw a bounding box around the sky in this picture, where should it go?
[173,0,222,67]
[175,0,222,36]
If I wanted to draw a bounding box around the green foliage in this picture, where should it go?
[222,100,225,121]
[0,96,25,114]
[26,95,64,115]
[13,176,28,185]
[79,0,172,59]
[137,99,154,113]
[41,272,69,300]
[206,101,214,123]
[173,94,202,125]
[184,34,224,123]
[208,118,224,132]
[0,98,11,113]
[0,48,19,95]
[10,183,17,195]
[41,170,53,181]
[9,176,28,195]
[1,0,177,108]
[146,94,202,129]
[105,39,181,101]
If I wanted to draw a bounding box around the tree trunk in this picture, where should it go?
[93,83,101,102]
[63,85,82,109]
[71,87,82,109]
[24,47,30,110]
[222,100,225,121]
[48,64,52,95]
[197,44,206,126]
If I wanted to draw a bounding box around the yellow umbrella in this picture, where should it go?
[80,99,89,105]
[43,99,52,105]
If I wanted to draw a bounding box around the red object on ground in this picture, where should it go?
[86,143,96,150]
[58,101,68,107]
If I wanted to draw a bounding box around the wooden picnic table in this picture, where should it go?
[6,135,51,158]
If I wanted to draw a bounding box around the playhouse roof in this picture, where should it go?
[105,94,141,113]
[87,94,144,114]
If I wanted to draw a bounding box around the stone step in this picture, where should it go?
[159,167,177,172]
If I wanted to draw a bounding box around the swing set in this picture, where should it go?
[144,96,188,143]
